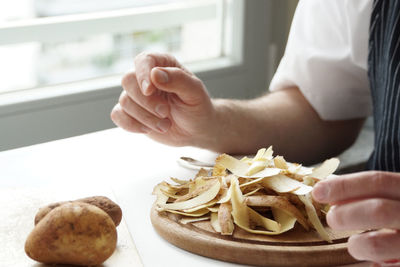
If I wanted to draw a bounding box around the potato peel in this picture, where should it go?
[262,174,313,195]
[274,156,288,169]
[231,176,282,234]
[183,199,219,213]
[153,182,172,207]
[159,180,221,211]
[218,202,234,235]
[175,178,214,202]
[210,212,221,233]
[170,177,190,185]
[216,153,280,178]
[240,177,265,188]
[154,148,339,242]
[310,158,340,180]
[207,206,219,213]
[166,208,210,217]
[299,194,332,243]
[245,195,309,230]
[180,216,210,225]
[243,186,262,197]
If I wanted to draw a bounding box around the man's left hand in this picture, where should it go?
[312,171,400,266]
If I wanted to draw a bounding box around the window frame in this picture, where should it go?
[0,0,274,151]
[0,1,217,45]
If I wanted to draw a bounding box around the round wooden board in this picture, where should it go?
[150,204,360,267]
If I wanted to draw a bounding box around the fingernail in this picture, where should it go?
[155,104,169,118]
[141,80,149,94]
[156,119,171,133]
[312,183,330,201]
[154,68,169,83]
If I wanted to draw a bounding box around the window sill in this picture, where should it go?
[0,55,252,152]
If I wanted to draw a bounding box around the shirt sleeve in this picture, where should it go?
[269,0,373,120]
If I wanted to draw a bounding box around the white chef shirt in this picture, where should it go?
[269,0,373,120]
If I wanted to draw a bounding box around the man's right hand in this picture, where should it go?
[111,53,365,160]
[111,52,216,147]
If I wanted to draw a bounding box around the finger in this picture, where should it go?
[119,91,171,133]
[134,52,181,96]
[327,198,400,230]
[110,104,151,133]
[348,229,400,263]
[312,171,400,204]
[151,67,208,105]
[121,72,169,118]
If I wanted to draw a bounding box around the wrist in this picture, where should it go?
[194,99,235,152]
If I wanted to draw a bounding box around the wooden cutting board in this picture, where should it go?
[151,204,360,267]
[0,187,143,267]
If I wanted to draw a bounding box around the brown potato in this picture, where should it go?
[34,201,68,225]
[25,202,117,266]
[77,196,122,227]
[34,196,122,226]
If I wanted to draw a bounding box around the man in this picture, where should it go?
[111,0,400,265]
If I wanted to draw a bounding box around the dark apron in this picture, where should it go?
[367,0,400,171]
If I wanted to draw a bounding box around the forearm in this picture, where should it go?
[207,87,365,164]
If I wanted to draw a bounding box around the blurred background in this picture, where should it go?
[0,0,225,93]
[0,0,298,151]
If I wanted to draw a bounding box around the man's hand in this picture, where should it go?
[312,171,400,266]
[111,53,364,161]
[111,52,216,147]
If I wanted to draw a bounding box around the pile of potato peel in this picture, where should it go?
[153,147,339,242]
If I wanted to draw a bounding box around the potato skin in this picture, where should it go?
[34,196,122,226]
[26,202,117,266]
[34,201,67,225]
[77,196,122,227]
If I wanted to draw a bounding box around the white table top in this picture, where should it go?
[0,128,370,267]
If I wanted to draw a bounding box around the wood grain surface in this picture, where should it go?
[0,187,143,267]
[151,204,361,267]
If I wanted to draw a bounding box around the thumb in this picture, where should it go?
[150,67,209,105]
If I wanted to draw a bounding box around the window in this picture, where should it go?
[0,0,225,94]
[0,1,273,151]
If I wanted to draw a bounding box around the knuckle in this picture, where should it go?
[371,171,387,191]
[336,177,347,196]
[171,68,185,80]
[126,120,140,132]
[365,233,382,257]
[135,52,156,64]
[141,97,156,110]
[141,111,156,124]
[118,91,125,102]
[369,170,382,178]
[370,199,390,222]
[347,235,364,260]
[327,206,343,228]
[119,93,130,108]
[173,69,197,83]
[192,76,203,87]
[121,72,136,87]
[144,53,156,63]
[134,51,147,61]
[329,177,348,201]
[110,108,118,122]
[165,53,177,64]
